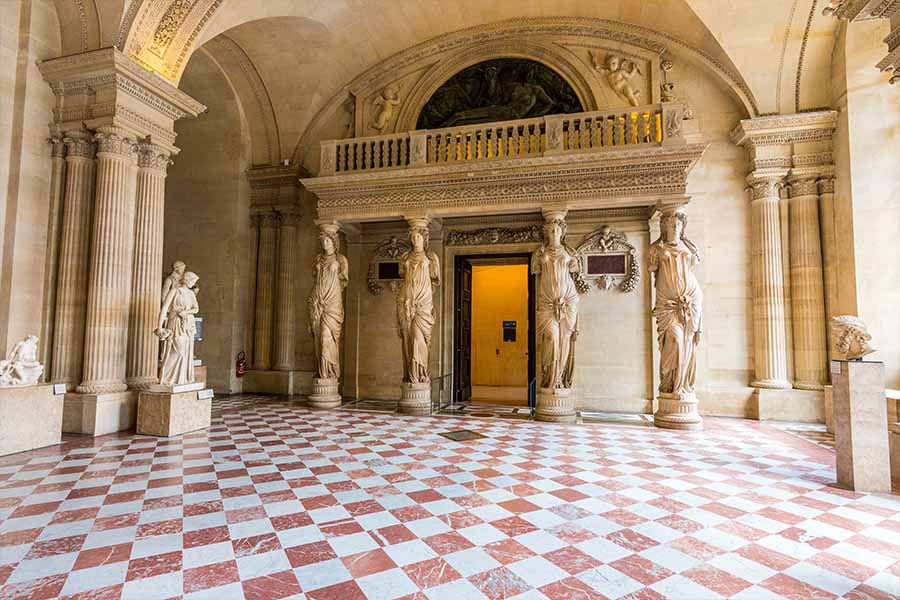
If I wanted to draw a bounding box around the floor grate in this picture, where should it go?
[438,429,487,441]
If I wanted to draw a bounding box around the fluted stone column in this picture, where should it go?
[749,176,792,389]
[273,211,300,371]
[244,218,259,367]
[788,176,828,389]
[126,142,171,389]
[76,127,139,394]
[818,177,838,359]
[51,130,96,389]
[40,137,68,374]
[252,212,279,370]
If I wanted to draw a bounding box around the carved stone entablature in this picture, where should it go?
[303,143,708,222]
[730,111,838,148]
[575,225,640,293]
[368,236,412,295]
[38,47,205,155]
[825,0,900,21]
[247,164,307,207]
[445,226,543,246]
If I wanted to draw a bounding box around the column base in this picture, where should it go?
[399,382,431,415]
[751,379,793,390]
[126,376,157,391]
[654,392,703,430]
[0,384,63,456]
[535,387,576,423]
[137,390,212,437]
[308,378,341,409]
[63,390,137,436]
[750,387,824,422]
[242,369,313,395]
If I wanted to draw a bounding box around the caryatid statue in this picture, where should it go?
[649,207,703,430]
[397,218,440,413]
[531,211,580,422]
[307,223,349,408]
[154,271,200,387]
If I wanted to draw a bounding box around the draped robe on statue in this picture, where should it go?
[532,246,580,389]
[159,286,198,386]
[649,240,702,396]
[309,254,346,379]
[397,251,439,384]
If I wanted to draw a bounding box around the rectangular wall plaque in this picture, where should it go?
[830,361,842,375]
[53,383,67,395]
[197,389,214,400]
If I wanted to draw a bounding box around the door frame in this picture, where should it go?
[452,253,536,406]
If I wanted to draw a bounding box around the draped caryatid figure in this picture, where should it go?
[649,207,704,430]
[309,228,349,380]
[397,222,440,387]
[154,271,200,386]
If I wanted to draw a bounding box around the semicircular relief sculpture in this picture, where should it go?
[416,58,584,130]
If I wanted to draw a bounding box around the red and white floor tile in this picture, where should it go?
[0,395,898,600]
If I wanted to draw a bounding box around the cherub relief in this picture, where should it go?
[590,51,642,107]
[371,85,401,131]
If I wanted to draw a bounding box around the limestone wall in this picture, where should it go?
[165,51,251,394]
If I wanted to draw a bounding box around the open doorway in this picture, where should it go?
[454,254,535,414]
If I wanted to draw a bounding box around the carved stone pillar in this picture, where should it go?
[39,137,68,375]
[252,212,279,370]
[749,176,792,389]
[51,130,95,388]
[76,127,139,394]
[818,177,838,359]
[244,218,259,367]
[788,176,828,390]
[126,142,171,389]
[273,211,300,371]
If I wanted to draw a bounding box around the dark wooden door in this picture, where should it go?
[454,258,473,403]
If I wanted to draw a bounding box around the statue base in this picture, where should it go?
[0,384,62,456]
[137,389,212,437]
[535,387,576,423]
[146,382,204,394]
[654,391,703,431]
[399,381,431,415]
[63,390,137,436]
[308,378,341,409]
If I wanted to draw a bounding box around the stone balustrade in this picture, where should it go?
[320,102,684,175]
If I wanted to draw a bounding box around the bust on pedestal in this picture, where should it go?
[531,211,580,422]
[397,218,440,415]
[308,223,348,409]
[649,207,703,430]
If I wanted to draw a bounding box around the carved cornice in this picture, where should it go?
[731,111,838,147]
[303,143,708,221]
[445,226,543,246]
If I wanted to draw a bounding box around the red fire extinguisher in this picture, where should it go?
[235,351,246,378]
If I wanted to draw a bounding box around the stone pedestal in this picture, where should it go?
[63,390,136,436]
[535,388,576,423]
[308,378,341,409]
[751,388,825,422]
[0,385,63,456]
[654,392,703,430]
[824,385,834,433]
[137,390,212,437]
[195,365,208,387]
[399,382,431,415]
[243,369,312,395]
[832,360,891,493]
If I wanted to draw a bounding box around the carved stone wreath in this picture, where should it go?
[367,236,411,295]
[445,226,543,246]
[575,225,640,293]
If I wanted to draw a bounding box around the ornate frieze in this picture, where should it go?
[445,226,543,246]
[575,225,640,293]
[367,236,411,295]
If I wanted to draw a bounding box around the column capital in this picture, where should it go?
[136,141,172,171]
[49,137,67,158]
[255,211,282,229]
[62,130,96,159]
[94,127,138,157]
[746,173,786,201]
[786,176,820,197]
[279,209,302,228]
[817,177,836,195]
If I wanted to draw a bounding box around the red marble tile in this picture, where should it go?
[307,580,367,600]
[483,539,535,565]
[136,518,182,538]
[342,548,397,578]
[73,542,133,570]
[762,573,837,600]
[183,559,240,593]
[490,515,538,537]
[498,498,540,514]
[126,550,182,581]
[621,587,669,600]
[302,494,338,510]
[225,505,267,524]
[24,534,86,559]
[469,566,532,600]
[683,564,753,597]
[408,489,444,504]
[320,519,363,538]
[403,556,462,589]
[10,501,61,518]
[716,520,768,541]
[390,505,433,522]
[184,525,230,549]
[439,510,484,530]
[543,546,602,575]
[0,527,42,547]
[670,535,726,560]
[102,491,144,505]
[602,508,648,527]
[655,514,703,533]
[540,576,611,600]
[809,551,877,582]
[818,512,867,533]
[65,486,109,500]
[424,531,475,555]
[843,583,900,600]
[142,495,183,510]
[0,573,68,600]
[241,570,303,600]
[285,540,337,568]
[611,555,674,585]
[605,528,659,553]
[58,583,123,600]
[371,524,417,546]
[232,533,282,558]
[270,511,313,530]
[183,500,224,517]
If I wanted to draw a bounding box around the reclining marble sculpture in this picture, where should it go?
[0,335,44,387]
[154,271,200,386]
[831,315,876,360]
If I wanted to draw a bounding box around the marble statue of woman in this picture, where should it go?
[0,335,44,386]
[531,217,580,390]
[308,228,349,380]
[649,209,703,399]
[154,271,200,386]
[397,224,440,384]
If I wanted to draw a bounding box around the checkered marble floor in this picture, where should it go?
[1,395,898,600]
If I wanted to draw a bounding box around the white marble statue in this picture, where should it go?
[531,216,580,390]
[0,335,44,387]
[372,85,400,131]
[161,260,186,304]
[831,315,876,360]
[309,228,349,380]
[154,271,200,386]
[649,208,703,399]
[591,52,642,107]
[396,223,440,384]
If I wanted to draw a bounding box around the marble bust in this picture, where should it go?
[0,335,44,387]
[831,315,876,360]
[155,271,200,386]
